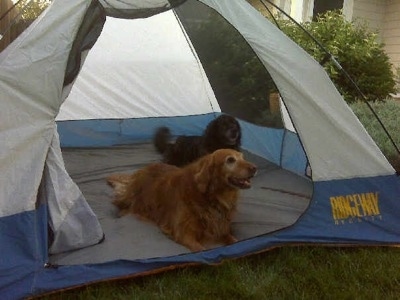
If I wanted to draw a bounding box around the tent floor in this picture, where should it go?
[50,144,312,265]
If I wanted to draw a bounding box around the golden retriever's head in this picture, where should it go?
[194,149,257,193]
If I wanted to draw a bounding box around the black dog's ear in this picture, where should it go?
[194,155,215,193]
[203,116,218,138]
[203,115,227,146]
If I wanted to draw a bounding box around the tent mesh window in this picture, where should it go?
[176,0,283,128]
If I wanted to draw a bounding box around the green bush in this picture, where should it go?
[350,99,400,170]
[276,10,396,103]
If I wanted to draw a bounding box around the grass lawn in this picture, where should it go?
[39,245,400,299]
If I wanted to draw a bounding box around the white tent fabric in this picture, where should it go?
[57,11,220,121]
[44,130,104,254]
[0,0,91,217]
[280,97,296,132]
[199,0,394,181]
[0,0,103,252]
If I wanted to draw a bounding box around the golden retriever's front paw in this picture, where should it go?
[183,240,206,252]
[224,234,238,245]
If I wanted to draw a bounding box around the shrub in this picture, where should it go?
[276,10,396,103]
[350,99,400,170]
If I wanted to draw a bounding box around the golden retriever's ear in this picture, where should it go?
[194,155,214,193]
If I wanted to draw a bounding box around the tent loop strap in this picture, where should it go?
[258,0,400,157]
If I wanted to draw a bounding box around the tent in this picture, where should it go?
[1,0,399,298]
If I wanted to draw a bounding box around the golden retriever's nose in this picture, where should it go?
[248,164,257,177]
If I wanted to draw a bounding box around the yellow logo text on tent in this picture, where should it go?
[330,192,381,225]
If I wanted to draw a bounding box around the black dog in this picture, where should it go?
[153,114,242,167]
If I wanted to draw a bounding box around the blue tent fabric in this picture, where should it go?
[57,115,306,176]
[284,175,400,242]
[57,114,217,148]
[3,174,400,299]
[0,206,47,299]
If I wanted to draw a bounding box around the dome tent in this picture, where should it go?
[1,0,399,298]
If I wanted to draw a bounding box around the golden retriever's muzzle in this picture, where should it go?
[224,154,257,189]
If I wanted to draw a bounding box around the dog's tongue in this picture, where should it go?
[241,179,251,189]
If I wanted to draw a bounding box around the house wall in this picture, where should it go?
[351,0,400,70]
[351,0,386,35]
[247,0,400,71]
[383,0,400,69]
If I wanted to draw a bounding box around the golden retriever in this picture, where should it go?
[107,149,257,252]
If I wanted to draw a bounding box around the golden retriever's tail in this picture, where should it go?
[106,173,131,198]
[153,126,172,154]
[107,173,135,215]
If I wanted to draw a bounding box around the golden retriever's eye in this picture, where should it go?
[226,156,236,164]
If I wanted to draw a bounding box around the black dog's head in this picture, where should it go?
[203,115,241,151]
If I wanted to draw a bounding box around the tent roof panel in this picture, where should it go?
[57,11,220,120]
